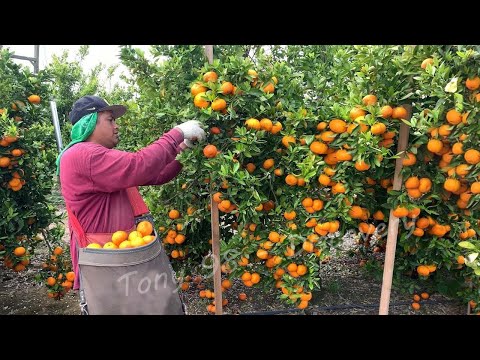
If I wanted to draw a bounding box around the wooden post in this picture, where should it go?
[204,45,222,315]
[379,105,411,315]
[205,45,213,64]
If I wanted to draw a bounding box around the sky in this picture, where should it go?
[3,45,152,89]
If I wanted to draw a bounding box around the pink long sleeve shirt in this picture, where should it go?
[59,128,184,289]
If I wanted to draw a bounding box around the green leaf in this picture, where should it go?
[454,93,464,112]
[399,92,414,100]
[459,241,476,249]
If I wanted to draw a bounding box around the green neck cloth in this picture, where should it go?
[55,112,98,176]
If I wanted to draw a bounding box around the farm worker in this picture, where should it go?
[55,95,205,309]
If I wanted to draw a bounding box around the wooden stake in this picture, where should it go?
[379,106,411,315]
[204,45,222,315]
[205,45,213,64]
[210,196,222,315]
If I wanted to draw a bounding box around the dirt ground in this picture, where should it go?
[0,226,466,315]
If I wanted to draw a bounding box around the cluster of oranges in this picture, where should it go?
[411,292,430,311]
[86,220,155,249]
[191,69,276,112]
[40,246,75,299]
[2,244,29,272]
[0,137,26,192]
[1,94,40,192]
[179,274,248,313]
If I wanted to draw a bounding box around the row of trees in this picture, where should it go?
[1,45,479,312]
[117,45,479,310]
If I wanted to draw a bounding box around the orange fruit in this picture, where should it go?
[220,81,234,94]
[86,243,101,249]
[191,83,207,96]
[210,126,221,135]
[247,69,258,79]
[0,157,11,168]
[354,160,370,171]
[285,174,297,186]
[13,246,26,257]
[271,121,283,134]
[446,109,462,125]
[310,141,328,155]
[103,242,118,250]
[417,265,430,277]
[392,106,407,119]
[296,264,307,276]
[362,94,377,106]
[137,220,154,236]
[168,209,180,220]
[203,144,218,158]
[211,98,227,111]
[11,149,22,157]
[203,71,218,83]
[402,152,417,166]
[421,58,434,69]
[329,119,347,133]
[27,94,41,104]
[262,158,275,170]
[143,235,155,244]
[193,92,209,108]
[53,246,63,255]
[130,237,146,248]
[466,76,480,90]
[259,118,273,132]
[464,149,480,165]
[112,230,129,246]
[393,206,409,218]
[349,107,366,120]
[65,272,75,282]
[119,240,133,249]
[245,118,261,130]
[380,105,393,118]
[371,122,386,135]
[444,178,460,192]
[282,135,296,148]
[263,83,275,93]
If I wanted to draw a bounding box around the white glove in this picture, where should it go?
[183,139,196,148]
[174,120,206,144]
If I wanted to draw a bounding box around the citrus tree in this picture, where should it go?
[0,46,133,300]
[0,48,73,299]
[306,45,480,311]
[118,45,356,310]
[117,45,480,313]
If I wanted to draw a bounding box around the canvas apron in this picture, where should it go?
[66,187,185,315]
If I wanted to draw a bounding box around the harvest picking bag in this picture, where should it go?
[67,187,185,315]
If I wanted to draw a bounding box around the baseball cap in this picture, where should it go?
[68,95,127,125]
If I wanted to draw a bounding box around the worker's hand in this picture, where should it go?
[183,139,197,148]
[174,120,206,145]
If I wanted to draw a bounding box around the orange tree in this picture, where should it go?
[393,45,480,310]
[312,45,480,310]
[119,45,480,311]
[118,45,361,309]
[0,49,73,298]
